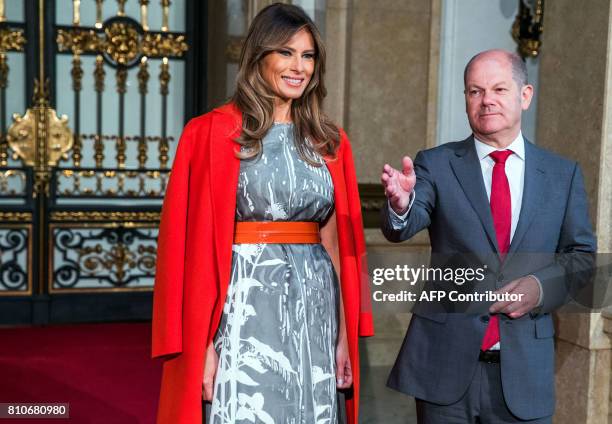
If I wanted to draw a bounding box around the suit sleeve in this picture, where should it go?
[151,118,200,359]
[381,150,436,242]
[340,130,374,337]
[532,162,597,312]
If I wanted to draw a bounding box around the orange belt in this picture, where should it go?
[233,221,320,244]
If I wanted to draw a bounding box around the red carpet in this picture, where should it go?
[0,323,162,423]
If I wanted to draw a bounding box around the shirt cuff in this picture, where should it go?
[388,190,415,230]
[528,274,544,307]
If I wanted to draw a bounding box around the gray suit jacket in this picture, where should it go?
[382,136,596,420]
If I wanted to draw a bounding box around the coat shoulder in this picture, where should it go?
[180,105,241,155]
[527,141,577,172]
[417,139,467,162]
[184,103,241,133]
[176,113,214,159]
[181,112,213,139]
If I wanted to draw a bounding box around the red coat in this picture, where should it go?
[152,103,374,423]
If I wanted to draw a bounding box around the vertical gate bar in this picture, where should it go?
[25,0,35,105]
[0,53,7,166]
[117,0,127,17]
[185,0,207,119]
[34,0,47,306]
[72,54,82,166]
[38,0,43,88]
[160,1,172,169]
[160,0,170,32]
[72,0,81,26]
[36,0,44,299]
[95,0,103,29]
[140,0,150,32]
[158,57,169,169]
[42,0,56,107]
[94,54,104,167]
[138,56,149,169]
[116,66,127,168]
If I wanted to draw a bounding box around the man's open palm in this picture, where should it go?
[381,156,416,214]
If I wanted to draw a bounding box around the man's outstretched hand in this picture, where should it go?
[381,156,416,215]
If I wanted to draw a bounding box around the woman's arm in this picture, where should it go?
[320,210,352,389]
[202,341,218,401]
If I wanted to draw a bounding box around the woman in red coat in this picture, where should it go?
[152,4,373,423]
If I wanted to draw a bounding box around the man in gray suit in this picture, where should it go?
[380,49,596,423]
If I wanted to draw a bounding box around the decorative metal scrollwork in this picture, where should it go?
[52,226,158,289]
[56,168,168,197]
[141,33,187,58]
[5,78,74,196]
[57,17,188,69]
[0,212,32,221]
[56,29,100,55]
[0,26,27,52]
[0,228,29,291]
[105,19,141,66]
[7,94,74,168]
[50,211,160,222]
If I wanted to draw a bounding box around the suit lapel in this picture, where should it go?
[506,140,546,259]
[449,137,500,255]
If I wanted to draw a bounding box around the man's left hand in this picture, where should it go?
[489,276,541,319]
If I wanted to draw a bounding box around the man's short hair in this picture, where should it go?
[463,50,528,88]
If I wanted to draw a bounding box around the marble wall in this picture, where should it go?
[343,0,434,183]
[322,0,351,126]
[537,0,609,224]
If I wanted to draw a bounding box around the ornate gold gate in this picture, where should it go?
[0,0,205,324]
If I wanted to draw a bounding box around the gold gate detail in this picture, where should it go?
[0,0,190,305]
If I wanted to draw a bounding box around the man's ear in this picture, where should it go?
[521,84,534,110]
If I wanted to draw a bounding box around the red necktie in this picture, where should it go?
[481,150,513,351]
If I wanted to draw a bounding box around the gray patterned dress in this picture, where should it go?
[210,123,339,424]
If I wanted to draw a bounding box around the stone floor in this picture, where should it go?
[359,364,417,423]
[358,313,418,423]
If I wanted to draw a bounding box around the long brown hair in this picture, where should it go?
[232,3,340,165]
